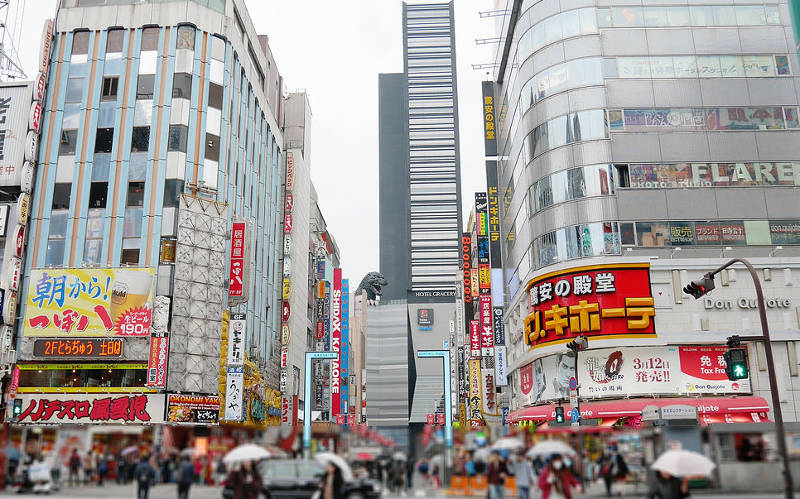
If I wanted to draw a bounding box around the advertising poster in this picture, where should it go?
[24,268,154,337]
[330,269,342,417]
[679,346,751,394]
[517,355,572,405]
[166,395,220,425]
[524,263,655,348]
[14,393,165,424]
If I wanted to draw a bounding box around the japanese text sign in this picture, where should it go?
[331,268,342,417]
[146,334,168,389]
[524,263,655,348]
[475,193,488,237]
[470,320,480,357]
[166,394,220,425]
[224,366,245,421]
[227,313,246,366]
[286,152,294,191]
[228,221,247,299]
[24,268,154,338]
[469,359,482,425]
[14,393,165,424]
[479,295,494,357]
[482,81,497,156]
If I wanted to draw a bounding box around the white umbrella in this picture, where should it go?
[491,437,524,451]
[120,445,140,456]
[314,452,354,481]
[651,449,715,478]
[526,440,576,458]
[223,444,271,464]
[393,451,407,461]
[473,448,490,462]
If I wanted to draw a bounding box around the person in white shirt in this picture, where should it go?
[511,452,536,499]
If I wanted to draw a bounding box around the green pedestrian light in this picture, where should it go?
[555,406,565,424]
[724,347,749,381]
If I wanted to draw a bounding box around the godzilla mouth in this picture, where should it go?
[372,284,382,294]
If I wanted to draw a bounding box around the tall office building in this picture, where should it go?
[374,2,462,434]
[491,0,800,444]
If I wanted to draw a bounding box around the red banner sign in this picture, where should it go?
[524,263,655,347]
[228,222,246,298]
[519,362,533,395]
[462,235,472,304]
[284,214,293,234]
[146,334,168,388]
[315,321,324,340]
[479,295,493,356]
[470,320,480,357]
[15,393,165,424]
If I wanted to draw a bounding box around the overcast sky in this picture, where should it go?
[15,0,497,288]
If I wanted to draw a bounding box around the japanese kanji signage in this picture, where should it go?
[468,358,482,427]
[33,338,123,359]
[492,307,504,345]
[470,319,480,357]
[523,263,655,348]
[331,269,343,417]
[24,268,154,337]
[577,345,750,399]
[475,193,488,237]
[224,366,245,421]
[228,221,248,301]
[146,334,168,389]
[15,393,165,424]
[227,314,245,366]
[485,161,501,267]
[481,81,497,156]
[166,394,220,425]
[479,295,493,357]
[286,152,294,191]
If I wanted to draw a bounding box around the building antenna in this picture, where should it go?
[0,0,26,81]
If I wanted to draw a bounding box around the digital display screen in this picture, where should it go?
[33,338,123,358]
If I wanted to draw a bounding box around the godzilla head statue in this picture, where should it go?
[356,272,388,305]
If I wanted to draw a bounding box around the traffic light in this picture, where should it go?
[555,406,565,424]
[567,336,588,353]
[724,348,749,380]
[683,273,716,299]
[12,399,22,418]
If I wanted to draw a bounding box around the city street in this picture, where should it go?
[9,482,785,499]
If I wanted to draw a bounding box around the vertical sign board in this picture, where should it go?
[482,80,497,157]
[470,319,480,358]
[323,282,331,350]
[486,160,504,306]
[225,313,246,421]
[479,295,494,357]
[468,358,483,427]
[341,279,350,416]
[330,269,342,418]
[228,221,248,303]
[461,234,473,334]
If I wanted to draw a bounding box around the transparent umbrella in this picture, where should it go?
[651,449,715,478]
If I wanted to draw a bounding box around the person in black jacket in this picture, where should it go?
[647,471,690,499]
[319,462,344,499]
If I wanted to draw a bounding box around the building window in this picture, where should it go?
[46,239,65,266]
[177,26,195,50]
[59,130,78,156]
[72,30,90,55]
[88,182,108,208]
[127,182,145,207]
[95,128,114,153]
[168,125,188,152]
[172,73,193,99]
[106,29,124,53]
[136,74,155,100]
[101,76,119,100]
[205,133,220,162]
[65,78,84,103]
[163,179,184,207]
[131,127,150,152]
[52,184,71,210]
[141,27,159,52]
[121,241,140,265]
[208,83,223,109]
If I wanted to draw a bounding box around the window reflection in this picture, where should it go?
[533,222,621,269]
[602,4,780,28]
[516,8,598,65]
[522,109,608,164]
[609,55,789,79]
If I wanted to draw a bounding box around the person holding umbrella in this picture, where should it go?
[647,448,715,499]
[319,461,344,499]
[227,460,262,499]
[647,471,689,499]
[538,454,581,499]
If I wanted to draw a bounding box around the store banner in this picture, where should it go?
[479,295,493,357]
[482,81,497,156]
[481,367,496,416]
[24,268,154,337]
[146,333,168,389]
[495,345,508,387]
[224,366,245,421]
[324,282,331,349]
[492,307,504,345]
[14,393,165,424]
[166,395,220,425]
[227,313,245,367]
[679,345,752,394]
[475,193,488,237]
[331,269,342,417]
[524,263,655,348]
[470,320,480,357]
[468,359,482,427]
[228,221,248,301]
[341,279,349,416]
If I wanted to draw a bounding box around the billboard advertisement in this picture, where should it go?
[24,268,154,337]
[523,263,655,348]
[166,395,220,425]
[14,393,165,424]
[331,269,342,417]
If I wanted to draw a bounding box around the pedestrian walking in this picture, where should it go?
[84,451,95,485]
[599,449,629,497]
[228,460,262,499]
[511,451,535,499]
[538,454,581,499]
[487,450,509,499]
[318,461,343,499]
[177,455,195,499]
[68,449,81,488]
[133,454,156,499]
[98,453,108,486]
[647,470,690,499]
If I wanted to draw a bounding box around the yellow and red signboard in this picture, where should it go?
[24,268,154,337]
[523,263,655,348]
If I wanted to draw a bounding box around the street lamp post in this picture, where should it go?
[685,258,794,498]
[303,351,338,458]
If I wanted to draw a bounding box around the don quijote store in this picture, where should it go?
[7,267,168,469]
[506,258,800,492]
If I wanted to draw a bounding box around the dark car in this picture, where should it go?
[222,459,381,499]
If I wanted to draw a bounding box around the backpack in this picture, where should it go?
[137,465,154,485]
[465,461,476,477]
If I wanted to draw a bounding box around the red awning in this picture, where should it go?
[536,418,617,434]
[507,396,770,423]
[699,412,770,426]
